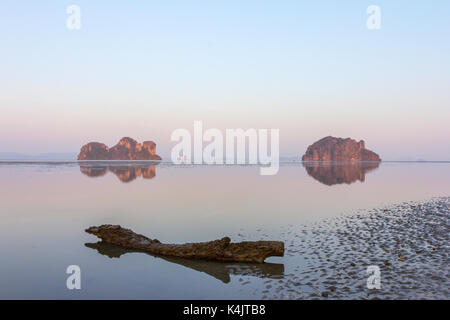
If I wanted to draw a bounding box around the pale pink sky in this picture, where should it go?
[1,86,449,160]
[0,1,449,160]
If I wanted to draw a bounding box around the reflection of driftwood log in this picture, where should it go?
[85,241,284,283]
[85,225,284,263]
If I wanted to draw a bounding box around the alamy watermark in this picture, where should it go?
[65,5,381,31]
[366,265,381,289]
[366,5,381,30]
[66,265,81,290]
[66,5,81,30]
[171,121,279,175]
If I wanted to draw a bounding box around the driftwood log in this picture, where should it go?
[85,225,284,263]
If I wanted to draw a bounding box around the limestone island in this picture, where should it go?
[302,136,381,161]
[77,137,162,160]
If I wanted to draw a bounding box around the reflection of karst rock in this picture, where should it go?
[79,163,157,183]
[302,136,381,161]
[79,166,108,177]
[85,241,284,283]
[78,137,161,160]
[141,167,156,179]
[303,161,380,186]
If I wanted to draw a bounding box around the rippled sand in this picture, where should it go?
[233,197,449,299]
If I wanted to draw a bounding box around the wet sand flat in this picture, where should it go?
[235,197,449,299]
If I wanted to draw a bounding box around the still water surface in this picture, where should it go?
[0,161,449,299]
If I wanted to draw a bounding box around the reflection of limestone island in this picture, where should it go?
[302,136,381,161]
[86,225,284,263]
[77,137,162,160]
[79,164,156,182]
[303,161,380,186]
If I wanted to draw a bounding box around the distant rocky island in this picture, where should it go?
[77,137,162,160]
[302,136,381,161]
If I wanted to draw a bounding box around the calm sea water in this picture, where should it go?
[0,161,449,299]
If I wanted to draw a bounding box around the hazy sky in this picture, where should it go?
[0,1,449,160]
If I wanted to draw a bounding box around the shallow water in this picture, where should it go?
[0,161,449,299]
